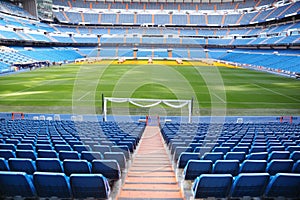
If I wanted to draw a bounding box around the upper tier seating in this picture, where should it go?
[53,0,274,11]
[52,1,300,26]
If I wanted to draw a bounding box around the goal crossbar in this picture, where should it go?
[103,97,193,123]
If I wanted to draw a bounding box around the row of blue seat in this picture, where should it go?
[174,145,300,162]
[192,173,300,198]
[178,150,300,168]
[0,150,127,170]
[183,159,300,180]
[0,171,110,199]
[0,141,136,153]
[0,157,121,180]
[0,143,131,158]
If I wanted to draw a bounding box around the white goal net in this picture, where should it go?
[103,97,193,123]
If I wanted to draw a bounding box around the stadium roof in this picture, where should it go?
[82,0,246,3]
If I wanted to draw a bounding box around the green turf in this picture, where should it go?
[0,63,299,116]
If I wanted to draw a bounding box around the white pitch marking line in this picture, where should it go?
[78,91,92,101]
[252,83,300,102]
[212,92,226,103]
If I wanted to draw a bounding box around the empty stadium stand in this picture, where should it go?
[161,121,300,199]
[0,118,299,199]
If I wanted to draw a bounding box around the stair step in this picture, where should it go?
[117,126,183,200]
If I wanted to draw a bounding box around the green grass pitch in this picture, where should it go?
[0,61,299,116]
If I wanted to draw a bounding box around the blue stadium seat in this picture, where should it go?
[266,159,294,175]
[68,140,84,147]
[247,152,268,160]
[8,158,36,175]
[202,152,224,163]
[118,141,135,153]
[174,146,193,161]
[59,150,80,161]
[290,151,300,161]
[268,151,290,162]
[17,143,34,151]
[111,145,130,159]
[33,172,71,198]
[37,150,58,158]
[0,144,16,151]
[222,143,236,149]
[104,152,126,170]
[287,146,300,153]
[192,174,233,198]
[101,141,116,148]
[0,149,16,159]
[232,146,249,154]
[265,173,300,198]
[36,144,53,151]
[193,147,211,155]
[230,173,270,198]
[92,145,111,155]
[0,157,9,171]
[92,160,121,180]
[54,144,72,152]
[73,144,91,153]
[212,146,231,154]
[225,152,246,162]
[36,140,51,145]
[63,159,91,176]
[70,174,110,199]
[5,139,19,145]
[16,150,37,160]
[177,152,199,168]
[183,160,213,180]
[250,146,267,153]
[0,171,36,198]
[170,142,185,154]
[81,151,103,162]
[239,160,267,173]
[268,146,285,153]
[213,160,240,176]
[36,158,63,173]
[292,160,300,173]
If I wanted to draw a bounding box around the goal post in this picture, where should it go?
[103,97,193,123]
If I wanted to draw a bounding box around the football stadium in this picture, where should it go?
[0,0,300,199]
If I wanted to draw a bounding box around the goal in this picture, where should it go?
[103,97,193,123]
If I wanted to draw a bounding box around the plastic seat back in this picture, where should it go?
[63,159,91,176]
[183,160,213,180]
[0,149,16,160]
[59,150,80,161]
[0,171,36,198]
[36,158,63,173]
[213,160,240,176]
[81,151,103,162]
[266,159,294,175]
[230,173,270,198]
[92,160,121,180]
[177,152,199,168]
[193,174,233,198]
[33,172,71,198]
[70,174,110,199]
[0,157,9,171]
[265,173,300,198]
[9,158,36,175]
[16,150,37,160]
[239,160,267,173]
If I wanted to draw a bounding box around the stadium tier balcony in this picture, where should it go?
[53,0,276,11]
[0,0,36,19]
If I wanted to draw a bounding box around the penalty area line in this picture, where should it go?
[77,91,92,101]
